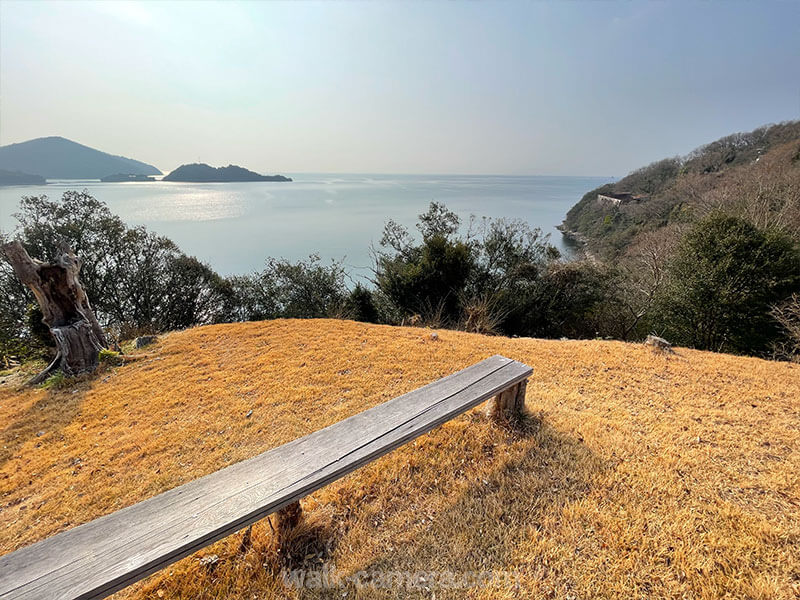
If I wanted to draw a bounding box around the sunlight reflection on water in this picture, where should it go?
[125,187,251,221]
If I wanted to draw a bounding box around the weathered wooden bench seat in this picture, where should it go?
[0,354,531,600]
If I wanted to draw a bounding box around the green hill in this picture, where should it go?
[562,121,800,258]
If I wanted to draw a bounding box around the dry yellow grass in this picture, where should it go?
[1,319,799,599]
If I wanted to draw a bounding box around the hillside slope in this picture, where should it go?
[563,121,800,258]
[0,136,162,179]
[1,320,798,599]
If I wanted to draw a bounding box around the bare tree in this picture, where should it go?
[771,294,800,361]
[617,226,681,339]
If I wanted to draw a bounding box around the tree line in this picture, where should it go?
[1,191,798,366]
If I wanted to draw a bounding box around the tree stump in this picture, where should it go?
[2,241,107,384]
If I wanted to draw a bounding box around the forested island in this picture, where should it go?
[0,169,45,186]
[163,163,291,182]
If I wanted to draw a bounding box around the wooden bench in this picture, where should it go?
[0,355,531,600]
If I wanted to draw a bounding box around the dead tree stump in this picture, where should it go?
[2,241,108,384]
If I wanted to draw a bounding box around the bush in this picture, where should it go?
[228,255,349,321]
[374,202,623,339]
[652,215,800,354]
[498,259,621,339]
[375,203,474,325]
[345,284,380,323]
[770,294,800,361]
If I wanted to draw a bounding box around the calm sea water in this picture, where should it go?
[0,174,609,278]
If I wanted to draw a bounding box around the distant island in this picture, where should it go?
[0,136,161,180]
[0,169,46,186]
[163,163,291,182]
[100,173,156,182]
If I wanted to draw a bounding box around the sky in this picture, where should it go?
[1,1,798,176]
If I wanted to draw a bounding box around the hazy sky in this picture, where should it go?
[1,1,797,176]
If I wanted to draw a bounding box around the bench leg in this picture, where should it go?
[276,500,303,546]
[487,379,527,422]
[513,379,527,413]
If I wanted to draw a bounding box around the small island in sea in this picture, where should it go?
[0,169,46,186]
[163,163,291,182]
[100,173,156,182]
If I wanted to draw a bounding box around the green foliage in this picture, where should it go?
[2,192,232,351]
[4,190,798,365]
[40,371,68,390]
[228,255,348,321]
[98,349,124,366]
[377,236,473,324]
[498,260,621,339]
[652,215,800,354]
[374,203,623,339]
[376,203,472,324]
[0,229,44,363]
[345,284,380,323]
[26,304,53,351]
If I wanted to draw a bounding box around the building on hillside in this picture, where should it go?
[597,192,647,206]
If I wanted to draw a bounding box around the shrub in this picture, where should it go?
[228,255,349,322]
[373,203,623,340]
[375,203,474,325]
[345,284,380,323]
[652,215,800,354]
[499,260,620,339]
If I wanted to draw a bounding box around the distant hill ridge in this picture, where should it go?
[163,163,291,182]
[0,136,161,179]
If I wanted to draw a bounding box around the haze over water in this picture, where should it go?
[0,174,610,278]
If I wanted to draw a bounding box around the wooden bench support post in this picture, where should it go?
[487,379,528,422]
[275,501,302,546]
[513,379,527,413]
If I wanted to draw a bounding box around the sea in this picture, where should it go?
[0,174,610,279]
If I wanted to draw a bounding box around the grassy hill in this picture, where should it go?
[563,121,800,259]
[1,320,798,599]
